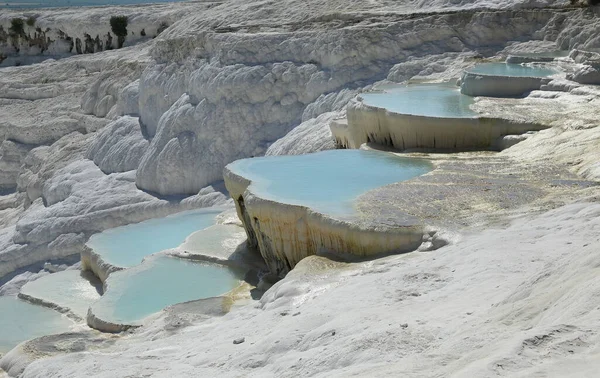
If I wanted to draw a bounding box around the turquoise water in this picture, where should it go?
[227,150,432,216]
[20,270,101,319]
[467,63,557,77]
[1,0,185,8]
[0,296,73,353]
[87,209,221,268]
[361,84,476,118]
[90,256,241,325]
[181,224,247,257]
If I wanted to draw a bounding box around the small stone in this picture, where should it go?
[400,323,409,328]
[418,241,434,252]
[233,337,245,345]
[331,331,336,336]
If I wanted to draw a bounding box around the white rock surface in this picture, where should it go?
[0,1,600,375]
[0,140,33,190]
[86,116,149,174]
[265,112,338,156]
[0,3,211,65]
[567,64,600,84]
[14,201,600,377]
[17,132,91,208]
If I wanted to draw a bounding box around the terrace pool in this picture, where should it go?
[20,270,101,319]
[86,209,222,268]
[226,150,432,216]
[0,296,73,353]
[89,256,242,325]
[466,63,557,77]
[361,84,476,118]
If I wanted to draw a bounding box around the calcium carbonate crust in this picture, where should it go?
[223,162,426,277]
[0,2,600,375]
[335,96,549,151]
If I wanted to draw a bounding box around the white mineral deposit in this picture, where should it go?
[0,0,599,376]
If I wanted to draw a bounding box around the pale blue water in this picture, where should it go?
[20,270,101,319]
[1,0,184,8]
[361,84,476,118]
[0,296,73,353]
[90,256,241,324]
[227,150,432,216]
[87,209,221,268]
[467,63,557,77]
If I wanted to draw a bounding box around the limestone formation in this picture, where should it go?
[224,164,424,277]
[335,98,549,151]
[1,1,600,376]
[0,140,33,190]
[567,65,600,84]
[86,116,149,174]
[460,72,551,97]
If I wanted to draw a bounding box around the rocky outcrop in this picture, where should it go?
[567,65,600,84]
[86,116,149,174]
[17,132,92,208]
[265,112,338,156]
[0,140,34,190]
[81,66,146,118]
[0,3,200,67]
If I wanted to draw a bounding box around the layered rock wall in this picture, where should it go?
[336,99,549,150]
[0,4,199,66]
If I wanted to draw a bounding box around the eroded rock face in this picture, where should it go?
[81,66,145,118]
[567,65,600,85]
[135,60,324,195]
[0,4,198,67]
[113,80,140,117]
[17,132,91,208]
[136,94,226,195]
[265,112,338,156]
[0,140,33,190]
[87,116,149,174]
[338,99,549,150]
